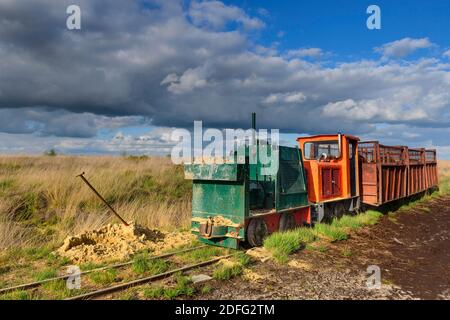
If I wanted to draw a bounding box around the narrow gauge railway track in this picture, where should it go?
[0,245,208,295]
[66,253,234,300]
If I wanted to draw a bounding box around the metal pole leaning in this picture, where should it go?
[76,172,129,226]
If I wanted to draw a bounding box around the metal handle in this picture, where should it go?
[76,172,129,226]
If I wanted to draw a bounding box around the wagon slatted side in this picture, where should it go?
[359,142,408,206]
[424,149,438,189]
[408,148,426,195]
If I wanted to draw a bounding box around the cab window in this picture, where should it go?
[304,141,339,160]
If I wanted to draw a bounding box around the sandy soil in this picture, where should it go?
[204,196,450,300]
[56,223,195,263]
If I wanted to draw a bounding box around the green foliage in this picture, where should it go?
[213,263,243,280]
[0,179,14,193]
[34,267,57,281]
[306,243,328,252]
[44,149,57,156]
[201,284,212,295]
[313,223,348,242]
[264,228,317,263]
[46,254,71,267]
[212,252,252,280]
[143,286,165,299]
[178,246,225,263]
[41,280,73,299]
[89,269,117,285]
[0,290,32,300]
[24,246,52,260]
[439,176,450,195]
[264,210,382,262]
[235,252,251,267]
[132,252,169,275]
[79,262,105,271]
[142,274,194,300]
[331,210,382,230]
[126,155,149,161]
[15,192,39,220]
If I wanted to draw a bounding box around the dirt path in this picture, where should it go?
[204,196,450,300]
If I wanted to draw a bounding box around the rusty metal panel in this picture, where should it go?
[322,168,332,197]
[332,168,341,195]
[360,162,378,205]
[359,141,408,206]
[321,167,341,199]
[408,148,427,195]
[424,149,438,189]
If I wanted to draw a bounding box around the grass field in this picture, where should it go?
[0,155,192,250]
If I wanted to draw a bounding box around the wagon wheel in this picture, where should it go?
[247,218,268,247]
[279,213,296,232]
[334,202,346,219]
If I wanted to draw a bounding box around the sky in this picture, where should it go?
[0,0,450,158]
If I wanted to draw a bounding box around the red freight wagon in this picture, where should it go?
[358,142,438,207]
[359,141,408,206]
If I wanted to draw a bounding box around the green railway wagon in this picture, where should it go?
[184,143,311,249]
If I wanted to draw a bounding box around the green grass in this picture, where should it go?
[79,262,105,271]
[89,269,117,285]
[14,192,40,220]
[0,290,33,300]
[46,254,71,267]
[306,243,328,252]
[387,212,398,223]
[264,209,383,263]
[235,252,252,267]
[132,252,169,275]
[264,228,317,263]
[331,210,382,230]
[439,176,450,195]
[24,247,52,260]
[212,253,251,280]
[142,273,194,300]
[177,246,226,263]
[0,179,14,193]
[313,224,348,242]
[201,284,213,295]
[34,267,57,281]
[213,263,243,280]
[41,280,73,299]
[143,286,165,299]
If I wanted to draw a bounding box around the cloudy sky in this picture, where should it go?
[1,0,450,158]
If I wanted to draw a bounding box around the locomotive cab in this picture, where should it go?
[297,134,360,221]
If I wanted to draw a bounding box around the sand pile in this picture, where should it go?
[56,223,195,263]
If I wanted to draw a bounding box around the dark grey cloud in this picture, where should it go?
[0,0,449,155]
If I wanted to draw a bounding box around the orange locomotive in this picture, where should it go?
[297,134,438,222]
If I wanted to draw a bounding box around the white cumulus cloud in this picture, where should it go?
[375,37,433,58]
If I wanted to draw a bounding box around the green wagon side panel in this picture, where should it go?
[184,163,241,181]
[191,182,246,223]
[190,180,247,249]
[276,146,309,210]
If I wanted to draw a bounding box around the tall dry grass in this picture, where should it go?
[0,155,192,250]
[438,160,450,195]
